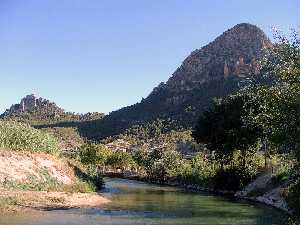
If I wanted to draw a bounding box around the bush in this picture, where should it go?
[213,167,254,191]
[107,151,134,171]
[177,152,217,186]
[213,151,264,191]
[0,121,60,155]
[79,143,111,167]
[62,179,97,193]
[72,161,104,191]
[191,152,218,182]
[149,150,182,182]
[288,179,300,223]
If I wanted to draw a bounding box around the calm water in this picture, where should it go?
[0,178,286,225]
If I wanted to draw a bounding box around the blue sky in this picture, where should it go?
[0,0,299,114]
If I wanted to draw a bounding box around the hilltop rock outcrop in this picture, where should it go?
[2,94,64,117]
[0,94,105,126]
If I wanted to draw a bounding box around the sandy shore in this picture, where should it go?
[0,188,110,212]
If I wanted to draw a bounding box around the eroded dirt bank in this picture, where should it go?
[0,149,110,213]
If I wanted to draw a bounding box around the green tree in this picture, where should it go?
[149,149,182,182]
[107,151,134,172]
[245,30,300,159]
[192,95,261,168]
[79,143,111,171]
[244,30,300,222]
[132,147,150,174]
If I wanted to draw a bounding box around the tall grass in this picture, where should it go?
[0,121,60,155]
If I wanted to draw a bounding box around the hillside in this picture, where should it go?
[0,94,105,126]
[76,23,272,139]
[0,95,104,149]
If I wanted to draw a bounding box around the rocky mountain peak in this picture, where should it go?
[165,23,272,92]
[1,94,64,117]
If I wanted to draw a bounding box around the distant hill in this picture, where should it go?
[80,23,272,140]
[0,94,105,149]
[0,94,105,125]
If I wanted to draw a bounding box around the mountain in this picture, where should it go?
[0,94,105,125]
[166,23,271,89]
[4,23,272,140]
[77,23,271,140]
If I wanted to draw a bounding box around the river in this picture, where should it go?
[0,178,286,225]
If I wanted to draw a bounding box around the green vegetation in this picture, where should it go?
[118,120,200,151]
[0,196,19,211]
[0,121,60,155]
[193,95,262,167]
[80,143,111,167]
[79,141,266,190]
[117,119,185,143]
[246,31,300,223]
[133,145,183,182]
[107,151,134,172]
[1,168,96,193]
[2,105,105,127]
[41,127,84,152]
[288,163,300,223]
[79,143,134,173]
[72,164,104,192]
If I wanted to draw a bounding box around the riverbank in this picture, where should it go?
[0,188,110,213]
[0,149,110,213]
[104,172,290,213]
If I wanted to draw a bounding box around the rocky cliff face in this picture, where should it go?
[156,23,271,92]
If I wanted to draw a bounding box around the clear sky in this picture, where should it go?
[0,0,299,114]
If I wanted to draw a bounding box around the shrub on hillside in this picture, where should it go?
[0,121,60,155]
